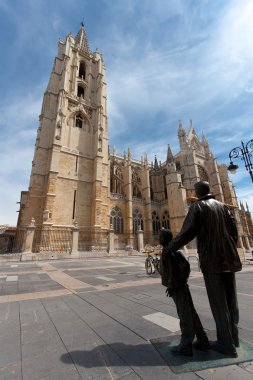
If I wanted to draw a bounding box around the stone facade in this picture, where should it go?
[17,25,253,255]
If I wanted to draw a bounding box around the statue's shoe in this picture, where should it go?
[170,344,193,357]
[211,342,237,358]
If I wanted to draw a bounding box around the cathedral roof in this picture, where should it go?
[75,23,90,53]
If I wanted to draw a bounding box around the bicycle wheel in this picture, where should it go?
[156,258,161,274]
[145,258,153,275]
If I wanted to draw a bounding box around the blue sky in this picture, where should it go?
[1,0,253,225]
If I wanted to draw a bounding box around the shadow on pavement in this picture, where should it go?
[61,335,253,374]
[61,341,172,368]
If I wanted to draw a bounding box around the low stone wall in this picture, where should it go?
[20,249,144,261]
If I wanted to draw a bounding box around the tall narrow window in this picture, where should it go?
[163,176,167,199]
[77,85,85,98]
[110,206,124,234]
[79,62,86,79]
[152,211,160,234]
[75,156,79,172]
[150,177,154,200]
[132,170,142,198]
[110,165,123,194]
[75,113,83,128]
[133,208,144,233]
[197,165,209,182]
[162,210,170,229]
[72,190,76,219]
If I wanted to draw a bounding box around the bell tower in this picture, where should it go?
[18,24,109,231]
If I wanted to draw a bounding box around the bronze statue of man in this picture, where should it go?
[168,181,242,358]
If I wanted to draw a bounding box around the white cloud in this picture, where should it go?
[105,0,253,170]
[0,178,25,226]
[0,92,41,224]
[0,90,43,130]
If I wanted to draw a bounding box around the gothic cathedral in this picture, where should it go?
[17,25,253,257]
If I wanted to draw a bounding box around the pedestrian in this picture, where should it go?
[168,181,242,358]
[159,228,209,357]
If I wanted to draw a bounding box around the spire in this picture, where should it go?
[75,22,90,53]
[144,153,148,168]
[189,119,195,134]
[202,132,212,156]
[178,120,186,137]
[202,132,208,144]
[246,202,249,212]
[154,155,159,170]
[167,144,174,163]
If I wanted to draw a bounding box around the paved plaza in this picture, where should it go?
[0,256,253,379]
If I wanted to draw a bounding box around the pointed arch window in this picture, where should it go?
[163,176,167,199]
[132,170,140,183]
[110,206,124,234]
[133,208,144,233]
[132,169,142,198]
[162,210,170,229]
[197,165,209,182]
[78,62,86,79]
[75,113,83,128]
[110,165,124,194]
[133,184,142,198]
[77,85,85,98]
[150,179,154,200]
[152,211,160,234]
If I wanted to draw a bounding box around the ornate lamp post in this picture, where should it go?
[227,139,253,183]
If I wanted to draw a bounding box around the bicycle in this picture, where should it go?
[145,253,161,275]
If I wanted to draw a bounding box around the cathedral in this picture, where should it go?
[16,24,252,258]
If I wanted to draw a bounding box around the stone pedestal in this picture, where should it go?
[21,218,36,261]
[71,222,80,258]
[137,227,144,252]
[108,225,114,253]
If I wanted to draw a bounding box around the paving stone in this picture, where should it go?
[28,273,41,281]
[0,334,21,367]
[92,289,155,315]
[22,331,64,360]
[22,350,77,380]
[0,302,20,338]
[20,299,52,326]
[36,367,81,380]
[239,361,253,376]
[6,276,18,282]
[109,373,140,380]
[238,328,253,346]
[196,364,253,380]
[21,322,59,345]
[0,361,22,380]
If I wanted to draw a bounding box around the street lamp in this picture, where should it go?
[227,139,253,183]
